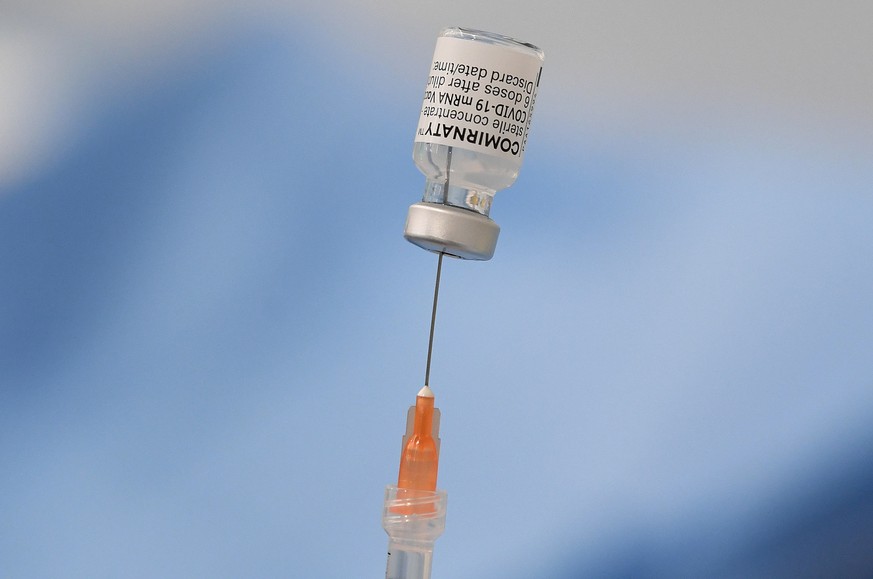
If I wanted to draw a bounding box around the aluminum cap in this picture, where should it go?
[403,202,500,261]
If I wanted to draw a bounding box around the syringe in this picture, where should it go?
[382,385,445,579]
[381,253,446,579]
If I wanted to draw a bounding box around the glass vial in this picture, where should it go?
[404,27,544,260]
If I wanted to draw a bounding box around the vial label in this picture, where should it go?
[415,36,542,160]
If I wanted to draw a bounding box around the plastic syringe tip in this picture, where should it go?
[397,387,439,492]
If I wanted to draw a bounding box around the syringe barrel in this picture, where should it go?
[383,486,447,579]
[385,540,435,579]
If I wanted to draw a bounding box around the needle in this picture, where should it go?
[424,251,444,388]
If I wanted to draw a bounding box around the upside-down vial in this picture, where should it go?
[404,27,544,260]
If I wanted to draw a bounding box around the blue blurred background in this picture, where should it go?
[2,1,872,577]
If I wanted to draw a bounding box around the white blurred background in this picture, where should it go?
[2,1,872,577]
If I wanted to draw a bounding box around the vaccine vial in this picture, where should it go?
[404,27,544,260]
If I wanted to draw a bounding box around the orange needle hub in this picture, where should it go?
[397,386,439,491]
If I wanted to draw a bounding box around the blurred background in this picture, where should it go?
[2,1,872,577]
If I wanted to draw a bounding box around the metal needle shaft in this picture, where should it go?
[424,251,444,388]
[423,145,452,389]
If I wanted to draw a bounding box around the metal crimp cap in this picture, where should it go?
[403,202,500,261]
